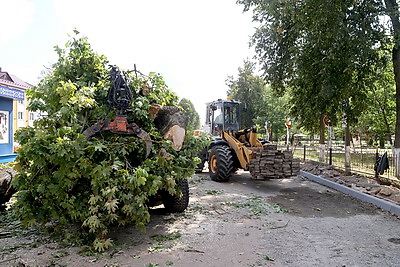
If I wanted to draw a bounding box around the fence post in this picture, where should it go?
[375,149,379,179]
[394,148,400,179]
[303,145,306,162]
[329,147,332,165]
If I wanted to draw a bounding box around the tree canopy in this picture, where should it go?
[356,50,396,147]
[179,98,200,131]
[226,60,288,140]
[237,0,386,139]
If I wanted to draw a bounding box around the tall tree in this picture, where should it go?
[383,1,400,150]
[355,49,396,147]
[226,60,288,140]
[226,60,265,128]
[179,98,200,131]
[237,0,385,138]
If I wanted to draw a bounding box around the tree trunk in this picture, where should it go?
[378,98,393,145]
[384,0,400,177]
[154,106,187,151]
[345,125,351,174]
[319,115,325,162]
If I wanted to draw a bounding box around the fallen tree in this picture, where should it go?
[11,32,208,251]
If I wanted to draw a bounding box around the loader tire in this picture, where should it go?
[162,178,189,213]
[209,145,234,182]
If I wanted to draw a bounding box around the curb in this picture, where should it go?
[300,170,400,217]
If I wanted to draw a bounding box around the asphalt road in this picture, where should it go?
[1,170,399,267]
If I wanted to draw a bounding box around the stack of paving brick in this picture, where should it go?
[248,144,300,179]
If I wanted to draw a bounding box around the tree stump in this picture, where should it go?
[154,106,187,151]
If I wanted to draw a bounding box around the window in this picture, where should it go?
[18,112,23,120]
[18,100,24,105]
[29,112,35,121]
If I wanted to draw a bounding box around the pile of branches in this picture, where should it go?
[11,33,207,251]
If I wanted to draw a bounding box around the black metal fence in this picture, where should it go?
[287,144,399,182]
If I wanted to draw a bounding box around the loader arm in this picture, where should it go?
[220,131,252,169]
[83,65,152,157]
[219,127,263,170]
[248,129,263,147]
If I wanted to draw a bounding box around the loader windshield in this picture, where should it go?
[223,104,238,124]
[210,101,240,136]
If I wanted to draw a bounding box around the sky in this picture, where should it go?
[0,0,257,124]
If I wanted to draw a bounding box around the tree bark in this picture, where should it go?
[384,0,400,147]
[345,125,351,174]
[154,106,187,151]
[384,0,400,177]
[380,102,393,145]
[319,115,326,145]
[319,115,326,162]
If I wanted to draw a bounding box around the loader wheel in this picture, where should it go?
[209,145,234,182]
[162,178,189,213]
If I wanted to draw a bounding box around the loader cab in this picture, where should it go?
[205,99,240,136]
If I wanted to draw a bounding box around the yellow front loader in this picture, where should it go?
[198,99,267,182]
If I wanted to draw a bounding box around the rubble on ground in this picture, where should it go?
[301,162,400,205]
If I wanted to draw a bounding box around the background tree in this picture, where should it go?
[254,85,289,141]
[383,1,400,176]
[354,50,396,147]
[179,98,200,131]
[237,0,385,142]
[226,60,265,128]
[226,60,288,141]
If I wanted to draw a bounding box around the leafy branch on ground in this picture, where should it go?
[223,195,289,216]
[148,231,182,253]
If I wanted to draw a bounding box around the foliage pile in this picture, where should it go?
[12,32,207,251]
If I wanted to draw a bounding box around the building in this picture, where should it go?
[0,68,37,162]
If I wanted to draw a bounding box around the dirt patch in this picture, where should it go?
[270,186,378,218]
[1,170,400,267]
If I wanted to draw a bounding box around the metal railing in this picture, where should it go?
[285,144,399,185]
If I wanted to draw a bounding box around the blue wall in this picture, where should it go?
[0,97,14,161]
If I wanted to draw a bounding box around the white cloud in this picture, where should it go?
[0,0,36,46]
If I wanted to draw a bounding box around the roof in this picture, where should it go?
[0,69,33,90]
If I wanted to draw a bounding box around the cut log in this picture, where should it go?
[154,106,187,151]
[164,125,186,151]
[0,168,16,210]
[148,104,162,119]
